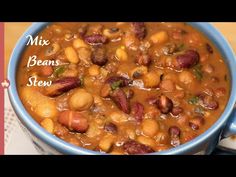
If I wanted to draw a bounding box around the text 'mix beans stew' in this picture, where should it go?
[17,23,230,154]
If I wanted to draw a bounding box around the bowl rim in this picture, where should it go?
[8,22,236,155]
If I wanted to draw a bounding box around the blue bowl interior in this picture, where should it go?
[8,22,236,154]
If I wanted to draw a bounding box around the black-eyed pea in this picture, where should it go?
[98,134,115,152]
[179,71,194,84]
[137,136,156,149]
[73,38,89,49]
[65,47,79,64]
[88,65,100,76]
[115,46,128,61]
[150,31,169,44]
[40,118,54,134]
[130,66,148,79]
[141,119,159,137]
[45,43,60,56]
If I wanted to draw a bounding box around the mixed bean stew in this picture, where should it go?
[17,22,230,154]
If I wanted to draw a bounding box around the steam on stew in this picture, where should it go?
[17,22,230,154]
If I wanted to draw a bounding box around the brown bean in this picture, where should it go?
[206,43,213,54]
[199,93,218,110]
[123,140,154,154]
[91,47,108,66]
[58,110,88,133]
[84,34,107,45]
[131,22,146,40]
[136,53,151,66]
[171,106,183,116]
[168,126,181,147]
[189,116,205,130]
[131,102,144,122]
[156,95,173,114]
[44,77,81,97]
[110,89,130,114]
[105,76,132,87]
[104,122,118,134]
[176,50,199,68]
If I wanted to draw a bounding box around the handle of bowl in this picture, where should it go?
[221,106,236,138]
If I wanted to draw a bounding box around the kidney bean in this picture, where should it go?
[156,95,173,114]
[105,76,132,87]
[189,116,205,130]
[206,43,213,54]
[171,106,183,116]
[136,53,151,66]
[131,102,144,122]
[58,110,89,133]
[91,47,108,66]
[123,140,154,154]
[84,34,107,45]
[44,77,81,97]
[176,50,200,68]
[131,22,146,40]
[104,122,118,134]
[199,93,219,110]
[110,89,130,114]
[125,89,134,99]
[168,126,181,147]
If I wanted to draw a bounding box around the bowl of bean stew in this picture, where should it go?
[8,22,236,154]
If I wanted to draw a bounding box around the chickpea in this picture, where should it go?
[73,38,89,49]
[69,89,94,111]
[98,134,115,152]
[143,71,161,88]
[40,118,54,134]
[126,128,136,140]
[137,136,156,149]
[141,119,159,137]
[65,47,79,64]
[109,111,128,123]
[103,28,121,39]
[160,79,175,92]
[150,31,169,44]
[179,71,194,84]
[88,65,100,76]
[115,46,128,61]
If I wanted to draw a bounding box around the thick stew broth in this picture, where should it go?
[17,22,230,154]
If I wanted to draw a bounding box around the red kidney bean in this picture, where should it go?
[131,22,146,40]
[84,34,107,45]
[58,110,89,133]
[156,95,173,114]
[199,93,218,110]
[136,53,151,66]
[206,43,213,54]
[104,122,118,134]
[189,116,205,130]
[105,76,132,87]
[168,126,181,147]
[110,89,130,114]
[44,77,81,97]
[91,47,108,66]
[131,102,144,122]
[176,50,200,68]
[171,106,183,116]
[123,140,154,154]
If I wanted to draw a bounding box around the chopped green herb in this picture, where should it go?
[188,96,199,105]
[111,80,122,90]
[194,106,205,115]
[177,43,185,51]
[54,66,65,77]
[193,64,203,81]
